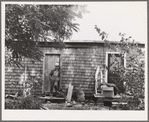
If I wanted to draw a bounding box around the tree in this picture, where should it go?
[5,4,87,66]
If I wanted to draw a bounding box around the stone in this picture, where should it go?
[66,102,72,107]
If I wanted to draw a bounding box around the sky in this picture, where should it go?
[70,2,147,43]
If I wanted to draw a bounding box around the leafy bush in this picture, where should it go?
[95,26,145,110]
[20,72,43,97]
[18,96,41,109]
[5,96,42,109]
[5,99,20,109]
[120,97,144,110]
[106,38,144,97]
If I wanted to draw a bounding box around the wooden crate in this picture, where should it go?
[102,87,114,98]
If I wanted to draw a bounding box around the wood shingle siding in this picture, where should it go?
[58,47,105,96]
[5,58,43,96]
[5,41,145,97]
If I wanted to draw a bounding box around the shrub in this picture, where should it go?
[5,96,42,109]
[95,26,145,110]
[18,96,41,109]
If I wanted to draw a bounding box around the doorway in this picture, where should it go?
[106,52,126,82]
[108,53,124,83]
[43,54,60,93]
[106,52,126,93]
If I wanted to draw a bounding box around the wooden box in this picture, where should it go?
[102,87,114,98]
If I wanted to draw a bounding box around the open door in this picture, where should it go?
[107,53,125,93]
[108,53,124,83]
[43,54,60,93]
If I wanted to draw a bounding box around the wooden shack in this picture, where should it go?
[5,40,145,97]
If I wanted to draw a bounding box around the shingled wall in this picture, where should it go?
[61,48,105,96]
[5,58,43,96]
[41,43,105,96]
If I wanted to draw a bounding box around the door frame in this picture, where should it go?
[42,53,61,93]
[105,52,126,83]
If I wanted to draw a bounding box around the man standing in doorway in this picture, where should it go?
[49,62,60,96]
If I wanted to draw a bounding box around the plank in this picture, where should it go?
[39,96,65,100]
[112,102,127,105]
[66,83,73,102]
[94,94,122,102]
[95,66,100,94]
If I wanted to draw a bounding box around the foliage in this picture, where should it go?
[5,69,44,109]
[22,72,43,97]
[115,97,144,110]
[106,36,144,97]
[95,26,145,109]
[125,98,143,110]
[5,4,87,66]
[5,96,42,109]
[18,96,41,109]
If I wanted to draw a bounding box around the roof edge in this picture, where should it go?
[64,40,145,45]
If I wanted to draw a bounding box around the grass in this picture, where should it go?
[5,95,144,110]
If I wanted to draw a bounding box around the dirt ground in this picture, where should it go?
[5,95,127,110]
[5,98,111,110]
[42,102,110,110]
[5,94,144,110]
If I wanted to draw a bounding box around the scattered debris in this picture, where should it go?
[72,100,77,105]
[110,102,128,110]
[66,102,72,107]
[100,106,110,110]
[38,96,65,103]
[114,94,122,98]
[39,105,49,110]
[47,101,51,104]
[5,92,18,99]
[81,102,85,105]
